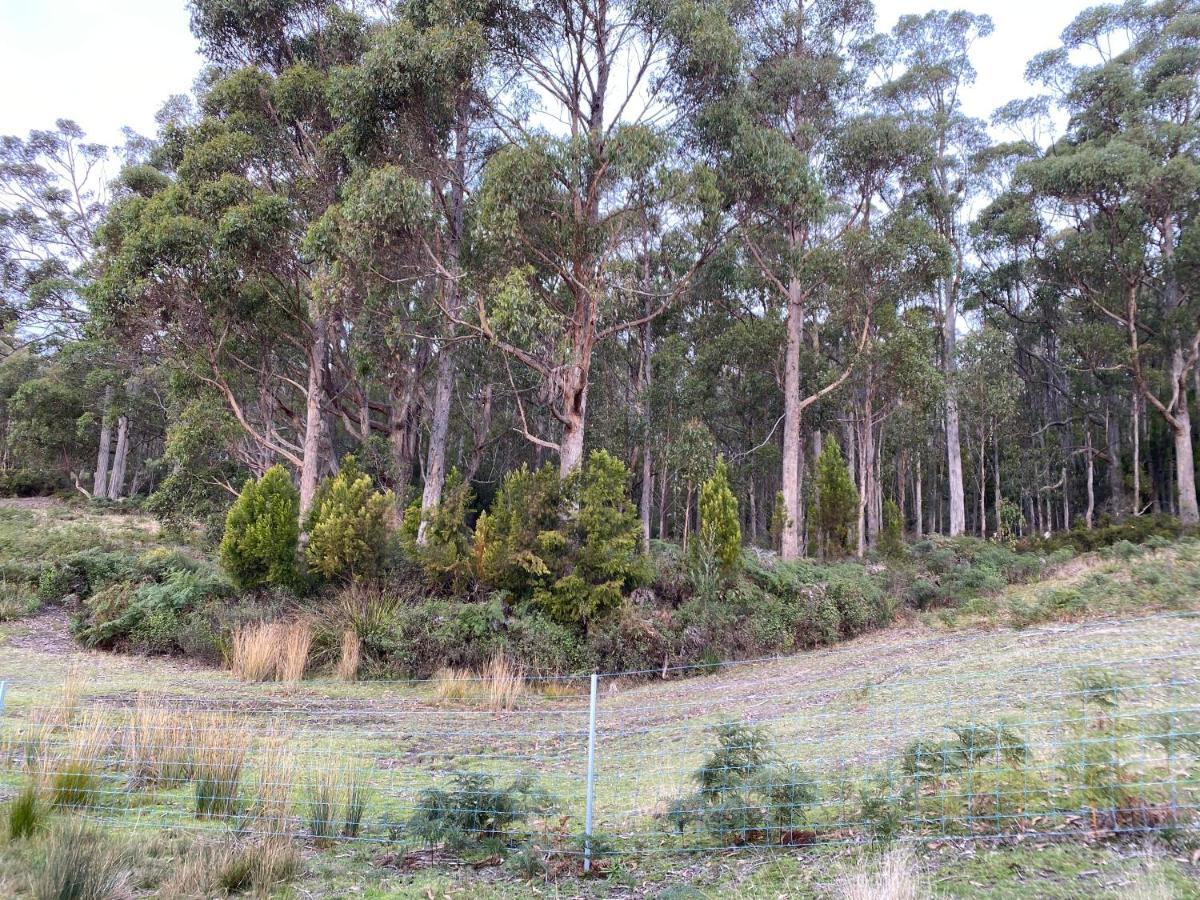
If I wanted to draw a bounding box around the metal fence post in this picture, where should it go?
[583,671,598,873]
[0,681,7,718]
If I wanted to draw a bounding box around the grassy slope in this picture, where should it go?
[0,502,1199,897]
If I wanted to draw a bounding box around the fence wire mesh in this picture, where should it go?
[1,613,1198,860]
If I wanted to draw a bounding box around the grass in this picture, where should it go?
[337,628,361,681]
[836,846,928,900]
[44,713,112,811]
[160,837,301,897]
[192,712,249,820]
[6,780,44,840]
[249,735,296,836]
[306,764,369,841]
[231,620,313,682]
[125,697,194,789]
[29,819,127,900]
[429,655,526,710]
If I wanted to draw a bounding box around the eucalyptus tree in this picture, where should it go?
[93,1,369,519]
[468,0,724,479]
[875,9,995,537]
[1011,0,1200,525]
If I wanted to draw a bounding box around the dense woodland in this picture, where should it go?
[2,0,1199,565]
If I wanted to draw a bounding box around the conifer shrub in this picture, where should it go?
[697,457,742,575]
[408,772,556,852]
[813,441,858,558]
[475,451,647,628]
[219,465,300,589]
[668,721,819,845]
[305,456,394,581]
[400,468,474,589]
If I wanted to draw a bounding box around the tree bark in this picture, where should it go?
[93,384,114,499]
[299,312,330,520]
[106,414,129,501]
[780,276,804,560]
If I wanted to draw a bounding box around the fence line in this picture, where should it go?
[1,615,1199,859]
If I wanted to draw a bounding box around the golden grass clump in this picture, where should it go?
[192,713,250,820]
[30,818,127,900]
[231,620,312,683]
[432,668,476,704]
[249,735,297,836]
[305,763,369,842]
[279,620,313,683]
[126,697,194,789]
[835,847,928,900]
[43,712,113,811]
[162,837,301,898]
[230,622,280,682]
[485,654,525,712]
[337,629,361,682]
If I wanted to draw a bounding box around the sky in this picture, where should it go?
[0,0,1092,149]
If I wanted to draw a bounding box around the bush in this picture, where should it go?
[219,464,300,590]
[696,457,741,579]
[408,772,556,852]
[476,451,648,628]
[879,498,904,558]
[305,456,394,581]
[813,441,858,558]
[0,468,66,498]
[400,468,473,589]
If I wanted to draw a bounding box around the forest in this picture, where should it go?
[0,0,1198,658]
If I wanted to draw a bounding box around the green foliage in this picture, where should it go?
[305,456,394,581]
[813,441,858,558]
[475,451,647,628]
[408,773,556,852]
[669,721,818,845]
[219,465,300,589]
[400,468,473,589]
[770,490,788,553]
[695,457,741,579]
[30,819,126,900]
[879,499,904,558]
[6,780,44,840]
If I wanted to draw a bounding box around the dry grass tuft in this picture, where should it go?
[193,713,250,820]
[337,629,361,682]
[485,654,525,712]
[279,620,313,683]
[230,622,280,682]
[432,667,477,704]
[30,818,127,900]
[162,837,301,898]
[231,620,312,682]
[306,763,369,841]
[249,735,296,836]
[126,697,194,789]
[836,846,929,900]
[43,712,113,810]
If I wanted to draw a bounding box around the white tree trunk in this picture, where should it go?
[93,384,114,499]
[106,414,129,501]
[299,313,330,520]
[780,277,804,561]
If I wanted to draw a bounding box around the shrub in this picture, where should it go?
[0,581,39,621]
[219,465,300,589]
[879,498,904,558]
[408,772,555,852]
[696,457,742,578]
[305,456,394,581]
[668,721,819,845]
[30,819,126,900]
[400,468,474,589]
[813,440,858,558]
[476,451,648,628]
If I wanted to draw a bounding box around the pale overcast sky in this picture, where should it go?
[0,0,1089,148]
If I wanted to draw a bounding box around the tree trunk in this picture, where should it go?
[559,378,588,478]
[638,293,654,547]
[1085,429,1095,530]
[299,313,330,520]
[780,276,805,561]
[944,282,966,536]
[93,384,114,499]
[1173,412,1199,526]
[1105,403,1123,515]
[992,433,1001,537]
[914,456,924,539]
[106,415,129,501]
[1133,392,1142,516]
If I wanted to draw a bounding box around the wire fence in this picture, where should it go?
[1,613,1199,864]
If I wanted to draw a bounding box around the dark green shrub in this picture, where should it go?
[696,456,742,578]
[813,441,858,558]
[878,498,904,557]
[669,721,819,845]
[0,468,66,497]
[6,780,43,840]
[305,456,394,581]
[219,464,300,589]
[400,468,474,589]
[38,549,143,602]
[408,773,556,852]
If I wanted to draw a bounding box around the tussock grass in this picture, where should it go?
[230,622,280,682]
[485,654,525,711]
[337,628,361,681]
[6,780,44,840]
[231,620,312,682]
[44,713,113,810]
[306,764,369,841]
[126,697,193,789]
[249,736,296,836]
[193,713,249,820]
[432,667,476,703]
[836,846,928,900]
[30,819,127,900]
[162,838,301,898]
